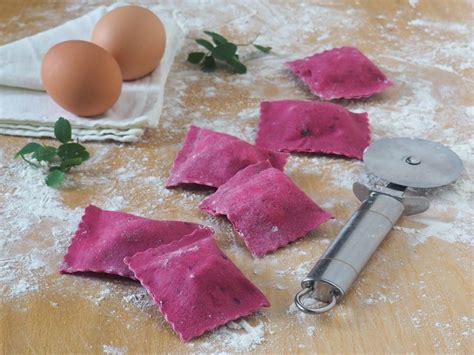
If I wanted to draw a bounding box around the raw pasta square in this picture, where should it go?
[287,47,393,100]
[166,125,288,189]
[125,228,270,342]
[199,161,332,256]
[256,100,370,159]
[60,205,208,279]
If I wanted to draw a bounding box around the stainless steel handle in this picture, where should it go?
[295,191,405,313]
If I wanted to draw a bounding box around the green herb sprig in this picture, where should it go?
[15,117,90,187]
[187,31,271,74]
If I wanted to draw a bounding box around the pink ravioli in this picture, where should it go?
[256,100,370,160]
[166,125,288,188]
[124,228,270,342]
[287,47,393,100]
[60,205,208,279]
[199,161,332,257]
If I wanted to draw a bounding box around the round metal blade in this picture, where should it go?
[363,138,464,188]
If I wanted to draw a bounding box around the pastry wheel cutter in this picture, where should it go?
[295,137,464,314]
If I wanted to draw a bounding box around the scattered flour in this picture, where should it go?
[408,0,419,9]
[122,288,155,312]
[0,160,83,299]
[197,319,266,352]
[361,291,400,305]
[408,18,468,34]
[306,326,316,336]
[102,345,128,355]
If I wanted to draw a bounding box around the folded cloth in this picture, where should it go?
[0,3,185,142]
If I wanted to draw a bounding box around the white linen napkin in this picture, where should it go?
[0,3,185,142]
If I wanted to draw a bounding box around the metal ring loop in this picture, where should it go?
[294,287,337,314]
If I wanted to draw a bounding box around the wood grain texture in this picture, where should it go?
[1,0,473,354]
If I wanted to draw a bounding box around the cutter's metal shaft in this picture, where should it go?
[296,189,404,313]
[295,182,433,314]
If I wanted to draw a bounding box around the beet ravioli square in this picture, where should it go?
[60,205,207,279]
[166,125,288,189]
[287,47,393,100]
[199,161,332,256]
[256,100,370,160]
[125,228,270,342]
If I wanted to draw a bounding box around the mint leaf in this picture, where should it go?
[15,142,42,157]
[187,31,272,74]
[57,143,86,160]
[187,52,206,64]
[54,117,72,143]
[15,117,91,188]
[204,31,228,46]
[80,150,90,161]
[202,55,217,72]
[19,156,40,168]
[227,58,247,74]
[33,146,57,162]
[46,169,65,187]
[189,31,271,74]
[60,157,83,170]
[195,39,214,51]
[212,43,238,61]
[253,44,272,53]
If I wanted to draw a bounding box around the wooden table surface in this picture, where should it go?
[1,0,473,354]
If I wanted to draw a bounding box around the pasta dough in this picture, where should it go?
[166,125,288,189]
[60,205,208,279]
[125,228,270,342]
[200,161,332,256]
[256,100,370,159]
[287,47,393,100]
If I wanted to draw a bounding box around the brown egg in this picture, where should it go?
[91,5,166,80]
[41,40,122,117]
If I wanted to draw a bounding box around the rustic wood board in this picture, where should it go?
[1,0,472,354]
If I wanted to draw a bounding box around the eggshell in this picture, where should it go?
[41,40,122,117]
[92,5,166,80]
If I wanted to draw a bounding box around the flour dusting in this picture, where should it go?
[102,345,128,355]
[408,0,419,8]
[196,319,266,352]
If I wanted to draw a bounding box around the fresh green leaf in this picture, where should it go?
[57,143,86,160]
[253,44,272,53]
[212,43,238,61]
[202,55,217,72]
[227,58,247,74]
[80,150,90,161]
[204,31,228,45]
[45,169,65,187]
[33,145,57,162]
[188,31,271,74]
[54,117,72,143]
[60,157,83,170]
[187,52,206,64]
[16,117,91,188]
[15,142,42,157]
[20,155,41,168]
[195,39,214,51]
